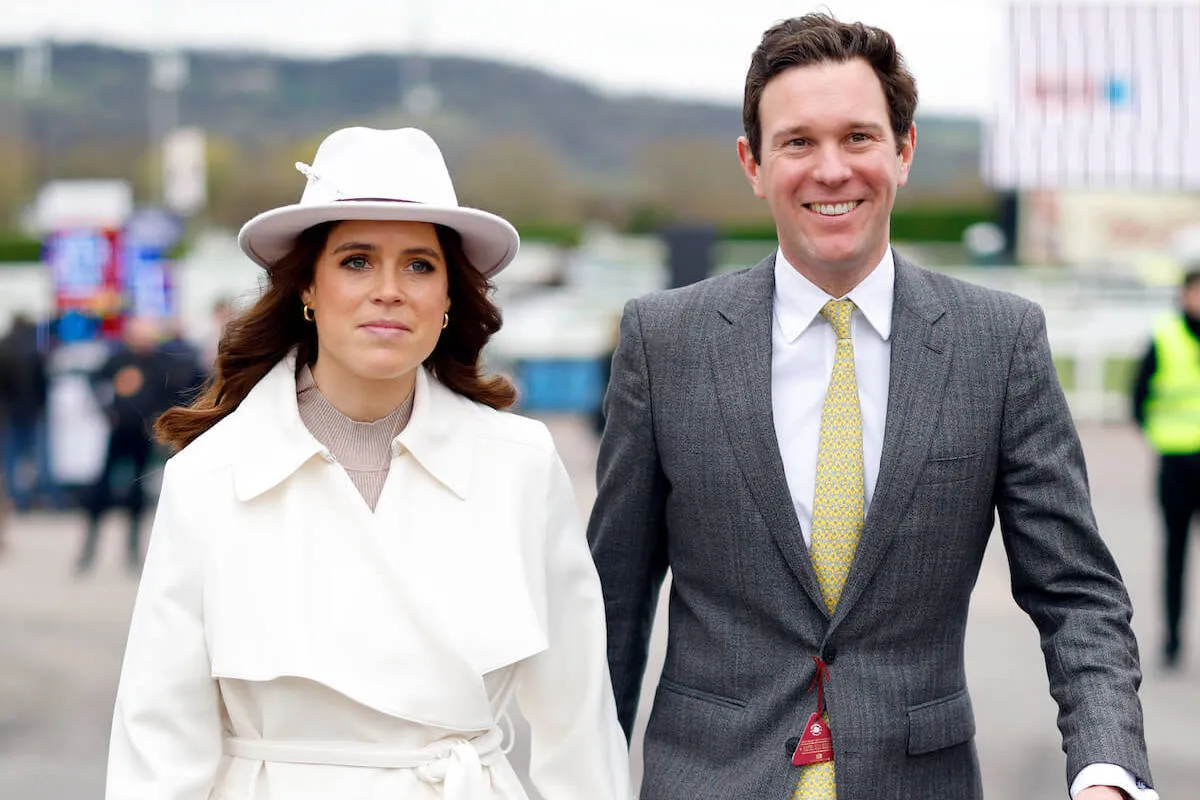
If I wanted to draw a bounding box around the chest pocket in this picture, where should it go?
[917,453,982,486]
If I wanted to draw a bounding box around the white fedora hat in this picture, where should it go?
[237,126,519,277]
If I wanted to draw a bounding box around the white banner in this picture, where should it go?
[986,2,1200,190]
[162,127,207,216]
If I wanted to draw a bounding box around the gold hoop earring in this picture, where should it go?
[442,312,449,330]
[303,304,315,322]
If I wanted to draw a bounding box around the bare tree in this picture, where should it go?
[634,138,767,227]
[454,135,582,225]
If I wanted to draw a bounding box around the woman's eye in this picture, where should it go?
[341,255,370,270]
[408,259,435,273]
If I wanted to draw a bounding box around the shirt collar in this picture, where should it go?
[773,247,895,343]
[231,352,474,502]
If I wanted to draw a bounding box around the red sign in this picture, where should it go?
[45,227,125,338]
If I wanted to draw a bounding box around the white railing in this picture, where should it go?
[940,265,1171,423]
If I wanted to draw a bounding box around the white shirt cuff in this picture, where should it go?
[1070,763,1158,800]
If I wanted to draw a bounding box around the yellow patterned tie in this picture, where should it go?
[792,299,864,800]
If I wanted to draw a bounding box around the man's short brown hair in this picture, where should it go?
[743,13,918,162]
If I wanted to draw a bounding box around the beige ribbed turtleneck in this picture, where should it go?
[295,365,415,511]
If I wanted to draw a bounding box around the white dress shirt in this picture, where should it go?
[771,247,893,545]
[767,247,1157,800]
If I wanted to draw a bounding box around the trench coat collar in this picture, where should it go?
[395,365,476,501]
[231,352,475,502]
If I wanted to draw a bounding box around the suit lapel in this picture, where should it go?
[831,252,952,625]
[709,256,827,614]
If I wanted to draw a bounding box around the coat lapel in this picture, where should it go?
[709,256,827,614]
[831,252,952,625]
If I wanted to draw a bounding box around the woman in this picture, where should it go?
[106,127,631,799]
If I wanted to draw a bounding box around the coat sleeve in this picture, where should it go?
[516,447,633,800]
[585,299,670,739]
[994,303,1153,788]
[107,458,223,800]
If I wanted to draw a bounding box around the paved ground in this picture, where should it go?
[0,418,1196,798]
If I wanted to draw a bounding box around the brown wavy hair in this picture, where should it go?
[742,13,918,163]
[155,221,517,451]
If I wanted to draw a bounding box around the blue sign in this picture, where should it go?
[1103,76,1132,107]
[44,229,113,301]
[123,207,184,252]
[122,242,175,319]
[515,358,607,414]
[57,310,100,343]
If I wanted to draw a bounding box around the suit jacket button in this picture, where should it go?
[822,648,837,665]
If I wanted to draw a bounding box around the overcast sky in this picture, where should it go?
[0,0,1176,116]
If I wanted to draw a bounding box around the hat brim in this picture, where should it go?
[237,201,520,277]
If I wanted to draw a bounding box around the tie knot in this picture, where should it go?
[820,299,855,340]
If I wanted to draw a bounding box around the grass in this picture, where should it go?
[1053,357,1138,392]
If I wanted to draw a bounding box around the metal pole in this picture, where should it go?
[149,51,187,206]
[400,0,438,120]
[147,52,161,204]
[18,41,51,200]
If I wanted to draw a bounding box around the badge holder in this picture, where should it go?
[792,656,834,766]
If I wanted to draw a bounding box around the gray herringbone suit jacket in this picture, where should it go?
[587,252,1151,800]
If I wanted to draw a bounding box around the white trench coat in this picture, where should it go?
[106,354,631,799]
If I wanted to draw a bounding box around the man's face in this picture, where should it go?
[123,317,159,354]
[1182,281,1200,318]
[738,58,915,294]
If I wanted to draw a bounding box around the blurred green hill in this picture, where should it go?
[0,43,989,233]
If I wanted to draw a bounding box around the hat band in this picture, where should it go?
[335,197,418,203]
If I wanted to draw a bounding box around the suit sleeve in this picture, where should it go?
[994,303,1153,788]
[586,299,670,739]
[518,449,633,799]
[107,458,222,800]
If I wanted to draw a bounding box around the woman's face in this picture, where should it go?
[301,219,451,394]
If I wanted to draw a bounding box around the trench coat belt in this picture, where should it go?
[223,726,505,800]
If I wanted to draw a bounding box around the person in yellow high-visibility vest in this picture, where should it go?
[1133,269,1200,670]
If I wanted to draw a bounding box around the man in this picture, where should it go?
[156,320,209,409]
[77,316,173,574]
[0,418,9,555]
[1132,268,1200,671]
[200,295,235,369]
[0,312,59,511]
[588,14,1154,800]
